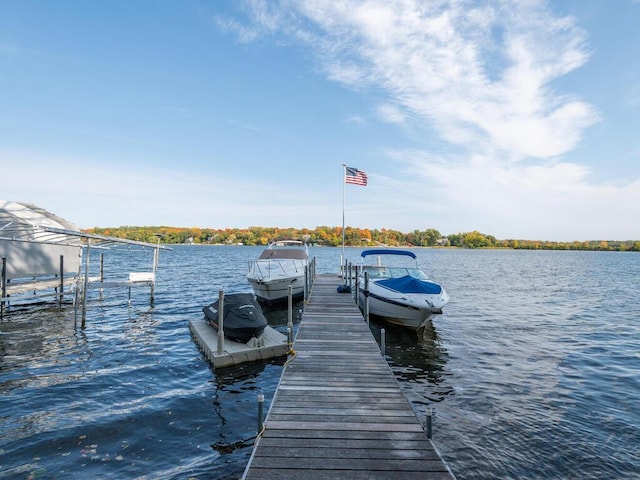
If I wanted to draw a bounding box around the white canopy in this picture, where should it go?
[0,201,165,279]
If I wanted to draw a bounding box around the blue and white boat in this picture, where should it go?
[357,249,449,330]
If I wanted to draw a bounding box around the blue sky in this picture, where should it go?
[2,0,639,241]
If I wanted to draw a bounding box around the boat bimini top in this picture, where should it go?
[360,249,417,259]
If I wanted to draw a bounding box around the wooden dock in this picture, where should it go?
[243,273,454,479]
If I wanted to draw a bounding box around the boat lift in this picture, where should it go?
[0,201,170,325]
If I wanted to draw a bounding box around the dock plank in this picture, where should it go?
[242,274,454,480]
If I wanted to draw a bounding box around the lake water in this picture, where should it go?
[1,246,639,479]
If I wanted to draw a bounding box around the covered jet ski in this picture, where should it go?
[202,293,268,343]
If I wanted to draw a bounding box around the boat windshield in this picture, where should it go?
[361,266,389,278]
[361,266,429,280]
[258,249,308,260]
[389,267,429,280]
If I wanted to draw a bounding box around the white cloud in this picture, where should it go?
[376,103,406,124]
[214,16,259,43]
[216,0,640,240]
[392,150,640,240]
[229,0,598,159]
[345,115,367,127]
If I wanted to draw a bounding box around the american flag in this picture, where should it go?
[344,166,368,186]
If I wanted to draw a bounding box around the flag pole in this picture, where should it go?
[342,164,346,264]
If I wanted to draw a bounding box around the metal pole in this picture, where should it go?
[354,265,359,305]
[304,265,309,301]
[99,253,104,300]
[287,285,293,348]
[100,253,104,282]
[257,393,265,433]
[216,290,225,355]
[81,240,91,328]
[426,408,433,439]
[73,249,82,323]
[348,262,352,291]
[380,328,385,356]
[1,257,6,318]
[58,255,64,306]
[151,239,159,304]
[364,271,370,325]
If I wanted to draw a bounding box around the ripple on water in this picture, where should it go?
[2,247,639,479]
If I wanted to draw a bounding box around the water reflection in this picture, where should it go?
[367,316,453,407]
[204,303,293,460]
[0,307,85,393]
[258,299,304,331]
[209,358,284,465]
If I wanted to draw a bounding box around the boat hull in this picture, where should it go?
[247,244,308,302]
[247,274,306,302]
[357,278,448,330]
[359,291,442,329]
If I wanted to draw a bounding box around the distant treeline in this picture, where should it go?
[84,226,640,252]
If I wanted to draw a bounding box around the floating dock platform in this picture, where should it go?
[189,318,289,369]
[242,273,454,479]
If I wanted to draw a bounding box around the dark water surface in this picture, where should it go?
[1,246,639,479]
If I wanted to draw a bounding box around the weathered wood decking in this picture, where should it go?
[243,273,454,479]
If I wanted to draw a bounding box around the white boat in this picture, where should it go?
[247,241,309,302]
[357,249,449,330]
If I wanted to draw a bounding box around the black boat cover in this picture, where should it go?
[202,293,268,343]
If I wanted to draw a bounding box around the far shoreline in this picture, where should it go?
[83,226,640,252]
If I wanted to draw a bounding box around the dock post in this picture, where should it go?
[257,393,265,433]
[343,258,348,282]
[216,290,225,355]
[347,262,352,290]
[380,328,385,356]
[426,408,433,439]
[304,265,309,301]
[364,272,370,325]
[73,252,82,323]
[1,257,6,318]
[354,266,359,305]
[81,240,91,328]
[150,240,159,304]
[99,253,104,300]
[58,255,64,306]
[73,269,79,322]
[287,285,293,348]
